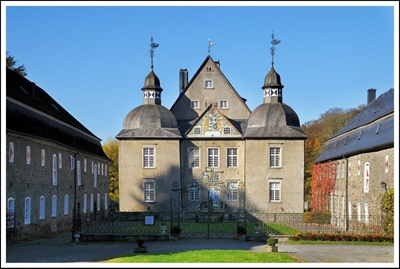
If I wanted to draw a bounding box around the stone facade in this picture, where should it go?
[118,51,307,215]
[6,68,110,242]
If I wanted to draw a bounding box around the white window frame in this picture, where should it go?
[94,165,98,187]
[26,146,31,165]
[364,203,369,224]
[227,148,238,168]
[25,197,31,224]
[52,154,57,185]
[7,198,15,228]
[189,147,200,168]
[363,162,370,193]
[77,161,82,186]
[348,202,352,220]
[269,182,281,202]
[39,196,45,220]
[188,182,200,201]
[143,147,155,168]
[41,149,45,166]
[9,142,14,163]
[83,194,87,213]
[269,147,281,168]
[144,180,155,202]
[90,194,94,212]
[52,195,57,217]
[97,193,101,211]
[191,100,200,109]
[205,79,213,88]
[220,100,228,109]
[207,148,219,168]
[226,182,238,201]
[58,153,62,169]
[64,195,69,215]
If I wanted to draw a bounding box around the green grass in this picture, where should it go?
[104,249,300,263]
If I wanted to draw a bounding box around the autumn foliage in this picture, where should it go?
[310,161,336,212]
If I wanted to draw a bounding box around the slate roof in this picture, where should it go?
[6,68,109,160]
[314,88,394,163]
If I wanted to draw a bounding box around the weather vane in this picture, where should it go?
[149,34,159,70]
[208,39,216,55]
[270,31,281,66]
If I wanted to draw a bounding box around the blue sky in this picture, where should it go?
[3,2,398,144]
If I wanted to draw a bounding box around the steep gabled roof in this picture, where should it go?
[170,55,251,113]
[314,88,394,163]
[6,68,109,160]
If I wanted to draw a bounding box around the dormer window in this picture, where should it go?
[191,100,200,109]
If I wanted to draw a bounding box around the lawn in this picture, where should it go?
[104,249,300,263]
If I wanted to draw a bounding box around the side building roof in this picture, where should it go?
[6,68,110,160]
[315,88,394,163]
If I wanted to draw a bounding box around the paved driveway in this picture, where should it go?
[5,232,396,265]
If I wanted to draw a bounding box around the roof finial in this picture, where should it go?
[149,34,159,70]
[208,39,216,55]
[270,31,281,67]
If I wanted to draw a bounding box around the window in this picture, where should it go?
[348,202,352,220]
[208,148,219,167]
[94,165,98,187]
[189,147,200,168]
[220,101,228,109]
[227,182,238,201]
[25,197,31,224]
[39,196,45,220]
[364,203,369,223]
[52,195,57,217]
[84,159,87,172]
[92,161,94,173]
[205,80,213,88]
[9,142,14,163]
[269,182,280,202]
[385,155,389,173]
[144,181,155,202]
[98,163,100,174]
[58,153,62,169]
[363,162,370,193]
[7,198,15,228]
[143,148,155,168]
[83,194,87,213]
[104,193,108,210]
[194,127,201,135]
[26,146,31,165]
[223,127,231,135]
[270,147,281,167]
[105,165,108,176]
[227,148,238,168]
[101,163,104,175]
[188,182,200,201]
[90,194,94,212]
[41,149,45,166]
[208,187,220,206]
[52,154,57,185]
[97,193,101,211]
[357,203,361,221]
[191,100,200,109]
[64,195,69,215]
[77,161,82,186]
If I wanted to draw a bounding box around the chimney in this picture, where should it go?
[179,69,188,94]
[367,88,376,105]
[214,60,220,68]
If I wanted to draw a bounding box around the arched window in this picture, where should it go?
[52,154,58,185]
[64,195,69,215]
[25,197,31,224]
[83,194,87,213]
[52,195,57,217]
[41,149,45,166]
[94,165,98,187]
[77,161,82,186]
[9,142,14,163]
[26,146,31,165]
[104,193,108,210]
[90,194,94,212]
[97,193,101,211]
[7,198,15,228]
[39,196,45,219]
[363,162,370,193]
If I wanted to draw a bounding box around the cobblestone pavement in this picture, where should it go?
[4,232,397,266]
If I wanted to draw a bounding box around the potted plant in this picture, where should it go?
[136,236,145,247]
[265,237,278,252]
[170,225,181,240]
[237,225,247,240]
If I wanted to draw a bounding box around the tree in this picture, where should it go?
[380,187,394,235]
[102,138,119,211]
[6,51,27,77]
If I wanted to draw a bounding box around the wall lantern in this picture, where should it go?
[380,181,387,191]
